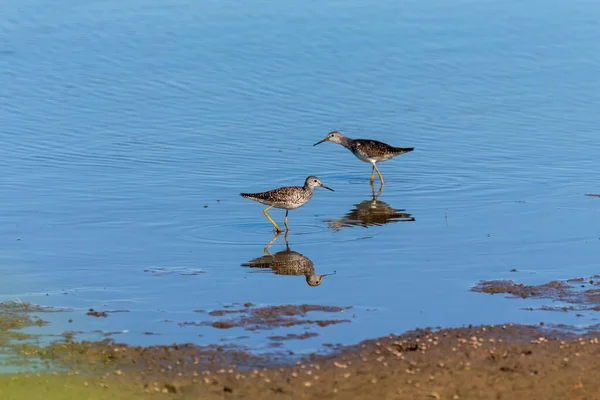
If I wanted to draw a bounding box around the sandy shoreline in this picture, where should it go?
[2,276,600,399]
[2,323,600,399]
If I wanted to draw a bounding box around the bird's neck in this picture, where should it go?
[303,183,316,192]
[337,135,353,149]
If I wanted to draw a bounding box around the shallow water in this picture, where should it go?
[1,0,600,358]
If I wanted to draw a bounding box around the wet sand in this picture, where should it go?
[2,324,600,399]
[2,276,600,399]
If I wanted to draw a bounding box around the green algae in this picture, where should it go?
[0,301,46,334]
[0,302,45,365]
[0,301,191,399]
[0,374,184,400]
[0,301,70,372]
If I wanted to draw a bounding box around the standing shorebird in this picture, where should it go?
[313,131,414,185]
[240,176,334,232]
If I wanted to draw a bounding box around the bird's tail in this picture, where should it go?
[394,146,414,154]
[240,192,264,202]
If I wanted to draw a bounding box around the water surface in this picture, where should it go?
[1,0,600,355]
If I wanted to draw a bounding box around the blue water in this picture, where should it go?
[1,0,600,355]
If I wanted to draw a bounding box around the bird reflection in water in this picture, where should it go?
[324,183,415,230]
[241,231,336,287]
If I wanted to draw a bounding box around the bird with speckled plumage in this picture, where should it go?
[314,131,414,186]
[240,176,334,232]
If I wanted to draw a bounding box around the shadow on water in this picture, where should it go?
[324,184,415,231]
[241,232,336,287]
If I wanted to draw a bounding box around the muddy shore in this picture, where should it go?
[2,323,600,400]
[2,276,600,399]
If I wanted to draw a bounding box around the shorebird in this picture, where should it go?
[313,131,414,185]
[240,176,334,232]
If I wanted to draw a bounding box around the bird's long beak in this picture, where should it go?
[313,138,328,146]
[320,271,337,278]
[321,184,334,192]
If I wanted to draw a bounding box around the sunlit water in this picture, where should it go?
[1,0,600,359]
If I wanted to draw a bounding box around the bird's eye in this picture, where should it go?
[313,179,318,183]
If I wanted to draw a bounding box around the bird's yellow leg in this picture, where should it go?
[284,210,289,231]
[263,206,282,232]
[370,180,383,200]
[369,165,375,183]
[374,164,384,186]
[263,231,281,255]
